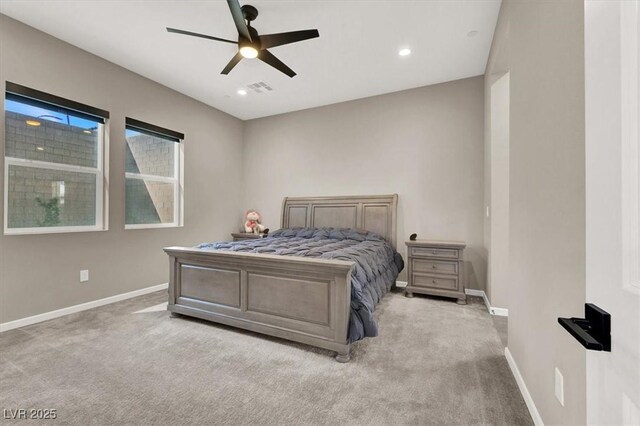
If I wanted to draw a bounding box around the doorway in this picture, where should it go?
[489,71,510,321]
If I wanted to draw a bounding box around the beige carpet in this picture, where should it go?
[0,288,532,425]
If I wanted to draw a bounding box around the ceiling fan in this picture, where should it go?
[167,0,319,78]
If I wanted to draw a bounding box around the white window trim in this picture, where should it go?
[124,139,183,230]
[3,123,108,235]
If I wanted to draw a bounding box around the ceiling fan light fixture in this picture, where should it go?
[240,46,258,59]
[398,48,411,57]
[167,1,319,77]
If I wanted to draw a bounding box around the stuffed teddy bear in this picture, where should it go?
[244,210,266,234]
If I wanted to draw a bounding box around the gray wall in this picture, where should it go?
[243,76,486,289]
[485,1,586,424]
[0,15,245,323]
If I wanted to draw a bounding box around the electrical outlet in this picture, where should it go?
[80,270,89,283]
[555,367,565,406]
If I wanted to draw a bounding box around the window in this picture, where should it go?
[125,118,183,229]
[4,82,109,234]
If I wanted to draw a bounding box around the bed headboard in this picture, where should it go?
[281,194,398,248]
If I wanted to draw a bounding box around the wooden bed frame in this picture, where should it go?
[164,194,398,362]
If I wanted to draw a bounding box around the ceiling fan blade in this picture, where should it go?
[226,0,252,42]
[258,50,296,78]
[167,28,236,44]
[259,29,319,50]
[221,52,244,75]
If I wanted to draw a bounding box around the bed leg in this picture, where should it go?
[335,345,351,363]
[170,311,181,318]
[405,291,414,298]
[456,297,467,305]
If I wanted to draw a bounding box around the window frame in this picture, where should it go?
[3,83,109,235]
[124,118,184,230]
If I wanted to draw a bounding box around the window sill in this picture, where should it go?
[4,225,107,236]
[125,223,183,230]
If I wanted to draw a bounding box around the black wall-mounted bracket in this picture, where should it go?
[558,303,611,352]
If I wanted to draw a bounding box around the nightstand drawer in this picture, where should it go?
[412,259,458,275]
[410,247,459,259]
[412,273,458,291]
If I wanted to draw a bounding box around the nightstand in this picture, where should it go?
[231,232,264,241]
[405,240,467,304]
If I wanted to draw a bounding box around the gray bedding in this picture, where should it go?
[196,228,404,342]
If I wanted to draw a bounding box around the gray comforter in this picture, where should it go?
[196,228,404,342]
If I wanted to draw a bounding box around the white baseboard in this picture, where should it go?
[464,288,509,316]
[400,283,508,316]
[490,306,509,316]
[0,283,168,333]
[505,347,544,426]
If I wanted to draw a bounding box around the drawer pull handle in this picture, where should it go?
[432,279,437,284]
[432,265,437,269]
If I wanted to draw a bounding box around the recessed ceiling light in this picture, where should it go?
[467,30,479,37]
[398,48,411,57]
[237,89,248,96]
[25,120,41,126]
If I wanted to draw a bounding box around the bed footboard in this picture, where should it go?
[164,247,354,362]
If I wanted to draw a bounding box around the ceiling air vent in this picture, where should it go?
[247,82,274,93]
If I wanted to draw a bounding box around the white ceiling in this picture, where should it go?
[0,0,501,120]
